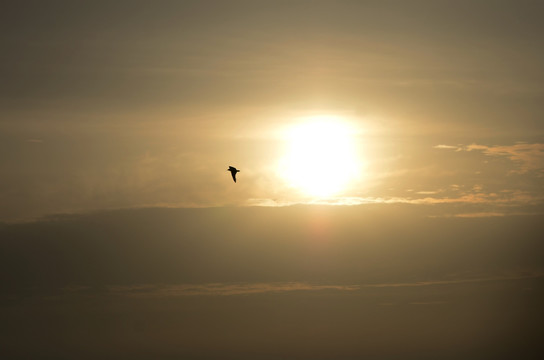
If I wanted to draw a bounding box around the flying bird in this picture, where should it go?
[228,166,240,183]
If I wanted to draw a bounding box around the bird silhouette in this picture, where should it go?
[228,166,240,182]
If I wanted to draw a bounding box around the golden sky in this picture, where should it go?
[1,0,543,220]
[1,2,543,358]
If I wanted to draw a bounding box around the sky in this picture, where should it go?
[1,1,543,359]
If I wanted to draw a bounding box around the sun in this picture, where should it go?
[279,116,361,197]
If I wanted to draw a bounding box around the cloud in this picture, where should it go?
[63,272,544,299]
[106,282,360,298]
[453,212,505,218]
[249,190,543,207]
[362,272,544,288]
[435,142,544,174]
[433,144,462,151]
[466,143,544,174]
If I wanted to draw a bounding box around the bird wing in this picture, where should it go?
[228,166,236,170]
[231,171,237,182]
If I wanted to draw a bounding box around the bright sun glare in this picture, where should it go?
[280,116,360,197]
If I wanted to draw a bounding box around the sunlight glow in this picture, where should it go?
[280,116,361,197]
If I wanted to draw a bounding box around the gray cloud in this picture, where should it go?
[57,272,543,299]
[362,272,544,288]
[106,282,360,298]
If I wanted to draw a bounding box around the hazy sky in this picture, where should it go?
[1,0,543,220]
[1,206,543,358]
[1,1,543,358]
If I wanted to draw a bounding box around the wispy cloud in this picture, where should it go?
[466,143,544,174]
[362,272,544,288]
[67,273,544,299]
[106,282,360,298]
[436,142,544,175]
[248,189,543,208]
[453,212,505,218]
[433,144,462,151]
